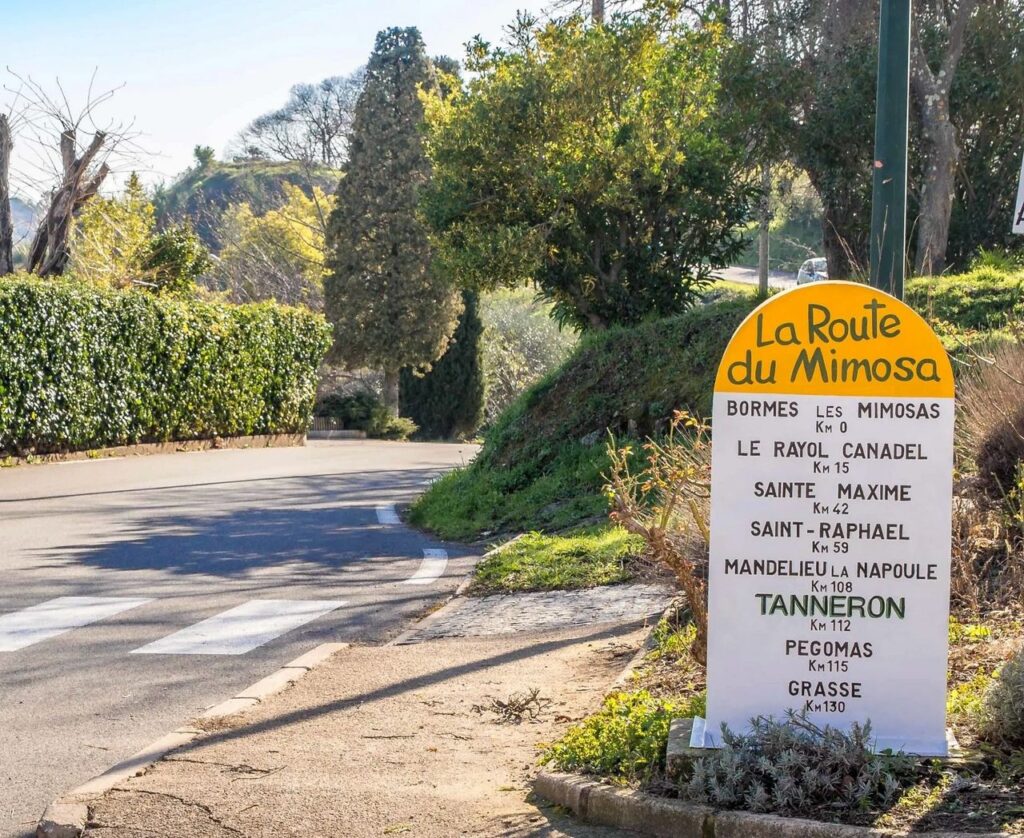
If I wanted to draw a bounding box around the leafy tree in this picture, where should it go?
[708,0,1022,276]
[70,174,209,293]
[193,145,216,170]
[793,38,877,279]
[909,0,979,276]
[945,0,1024,267]
[400,290,485,439]
[212,183,334,309]
[707,0,878,280]
[70,173,155,287]
[325,27,462,416]
[143,222,210,294]
[421,9,754,331]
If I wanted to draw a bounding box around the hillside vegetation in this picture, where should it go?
[408,296,756,540]
[906,265,1024,331]
[411,265,1024,543]
[155,160,339,246]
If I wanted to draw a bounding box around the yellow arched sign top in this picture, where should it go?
[715,281,954,398]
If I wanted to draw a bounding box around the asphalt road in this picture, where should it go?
[0,440,478,838]
[719,265,797,289]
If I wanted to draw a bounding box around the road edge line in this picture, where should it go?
[35,641,350,838]
[385,534,522,645]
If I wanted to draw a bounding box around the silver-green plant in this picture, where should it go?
[684,712,914,815]
[981,645,1024,749]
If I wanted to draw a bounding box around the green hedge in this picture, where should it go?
[0,277,332,455]
[906,267,1024,330]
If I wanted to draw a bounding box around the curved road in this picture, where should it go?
[0,440,478,838]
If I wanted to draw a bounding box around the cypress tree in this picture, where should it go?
[400,290,485,439]
[324,27,462,416]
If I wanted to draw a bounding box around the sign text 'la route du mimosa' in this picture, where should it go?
[698,281,955,755]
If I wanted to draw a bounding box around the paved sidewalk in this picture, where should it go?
[82,622,649,837]
[399,583,673,643]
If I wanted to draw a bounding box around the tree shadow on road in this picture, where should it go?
[23,469,468,581]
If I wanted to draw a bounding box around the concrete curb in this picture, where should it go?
[612,597,682,689]
[35,642,349,838]
[307,430,367,440]
[533,772,1006,838]
[7,433,305,468]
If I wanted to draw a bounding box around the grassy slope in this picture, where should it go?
[409,296,757,541]
[469,525,645,595]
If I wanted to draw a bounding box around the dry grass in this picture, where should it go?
[957,340,1024,497]
[951,341,1024,611]
[950,492,1024,612]
[606,412,711,666]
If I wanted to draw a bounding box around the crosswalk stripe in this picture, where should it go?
[0,596,153,652]
[131,599,345,656]
[403,549,448,585]
[376,503,401,525]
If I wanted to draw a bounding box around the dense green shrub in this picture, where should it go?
[685,713,913,816]
[315,390,380,430]
[372,415,418,441]
[0,276,331,455]
[400,290,485,440]
[480,288,577,423]
[906,267,1024,331]
[315,389,418,440]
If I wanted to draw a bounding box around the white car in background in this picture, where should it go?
[797,257,829,284]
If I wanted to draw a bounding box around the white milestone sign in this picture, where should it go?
[702,281,955,755]
[1014,151,1024,235]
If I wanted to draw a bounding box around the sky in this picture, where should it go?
[3,0,548,199]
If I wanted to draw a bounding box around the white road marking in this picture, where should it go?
[0,596,153,652]
[403,549,448,585]
[132,599,345,656]
[375,503,401,525]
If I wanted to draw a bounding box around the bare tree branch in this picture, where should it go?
[231,69,365,168]
[3,71,144,276]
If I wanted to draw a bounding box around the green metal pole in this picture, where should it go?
[868,0,912,299]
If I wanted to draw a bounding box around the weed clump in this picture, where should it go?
[959,341,1024,500]
[541,691,684,782]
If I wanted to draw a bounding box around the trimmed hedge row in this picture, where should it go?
[906,267,1024,330]
[0,277,332,455]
